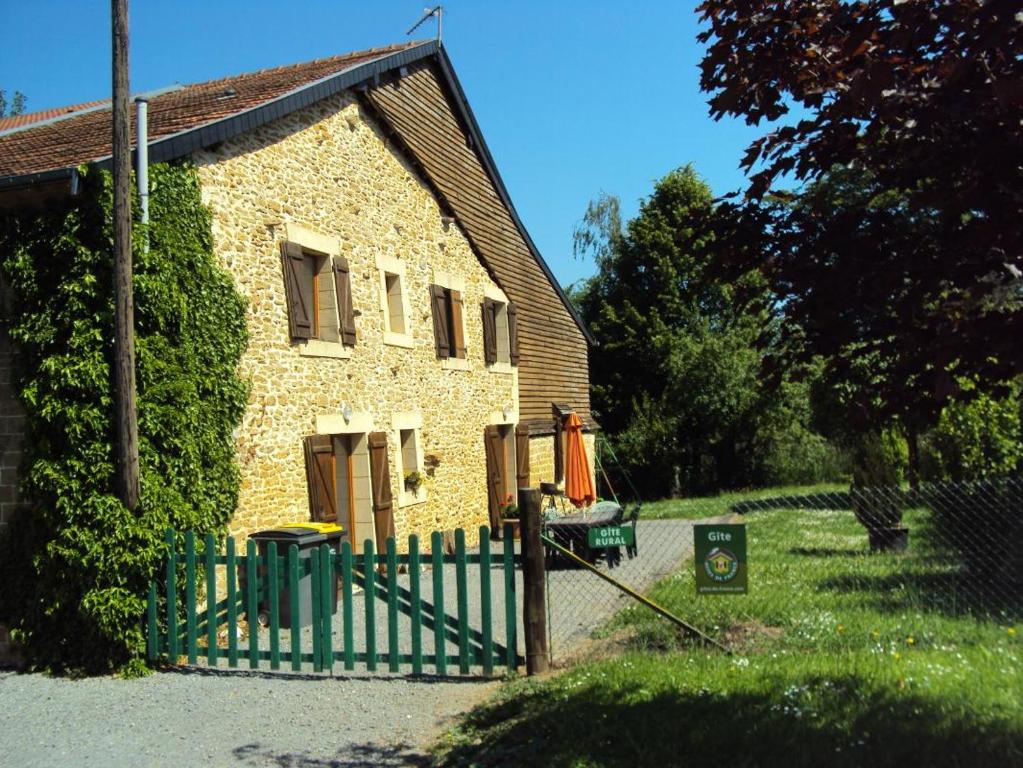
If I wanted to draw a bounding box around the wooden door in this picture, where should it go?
[484,425,505,534]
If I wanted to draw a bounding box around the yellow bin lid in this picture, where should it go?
[281,522,345,534]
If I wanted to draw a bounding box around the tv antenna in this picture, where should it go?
[407,6,443,42]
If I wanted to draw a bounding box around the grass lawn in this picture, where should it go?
[434,491,1022,767]
[639,482,849,520]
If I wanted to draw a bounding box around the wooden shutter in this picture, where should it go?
[515,423,530,489]
[332,255,357,347]
[449,289,467,359]
[481,299,497,365]
[484,425,505,533]
[368,431,396,549]
[429,285,451,358]
[304,435,337,522]
[281,241,314,340]
[507,301,520,366]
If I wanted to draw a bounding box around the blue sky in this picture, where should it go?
[0,1,763,287]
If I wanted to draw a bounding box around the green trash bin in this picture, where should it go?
[248,524,344,629]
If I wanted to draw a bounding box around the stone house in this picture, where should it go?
[0,39,596,574]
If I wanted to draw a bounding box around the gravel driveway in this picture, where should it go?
[0,667,494,767]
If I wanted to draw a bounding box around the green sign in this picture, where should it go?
[694,524,747,594]
[588,525,635,549]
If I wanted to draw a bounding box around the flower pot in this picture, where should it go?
[500,518,521,540]
[868,526,910,553]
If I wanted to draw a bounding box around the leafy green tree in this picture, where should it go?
[0,89,27,117]
[576,166,842,497]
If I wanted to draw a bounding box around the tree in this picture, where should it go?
[697,0,1023,429]
[0,89,27,117]
[575,166,842,496]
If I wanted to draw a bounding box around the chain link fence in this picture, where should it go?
[542,476,1022,660]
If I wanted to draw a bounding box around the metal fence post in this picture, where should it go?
[519,487,549,674]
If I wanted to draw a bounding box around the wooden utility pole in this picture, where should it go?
[112,0,140,510]
[519,487,549,674]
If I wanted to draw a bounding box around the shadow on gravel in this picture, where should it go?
[161,664,494,686]
[233,741,430,767]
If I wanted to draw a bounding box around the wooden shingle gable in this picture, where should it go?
[363,59,593,427]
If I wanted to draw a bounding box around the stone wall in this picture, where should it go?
[194,93,518,549]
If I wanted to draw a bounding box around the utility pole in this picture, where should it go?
[111,0,140,510]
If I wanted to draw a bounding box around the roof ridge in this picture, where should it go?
[181,41,424,90]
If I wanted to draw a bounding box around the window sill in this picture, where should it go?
[487,361,514,375]
[441,357,470,371]
[398,490,428,508]
[383,331,414,349]
[299,339,352,359]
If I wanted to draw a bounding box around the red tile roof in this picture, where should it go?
[0,42,421,178]
[0,100,111,132]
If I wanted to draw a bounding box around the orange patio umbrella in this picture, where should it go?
[564,412,596,508]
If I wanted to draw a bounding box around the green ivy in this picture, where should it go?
[0,163,248,674]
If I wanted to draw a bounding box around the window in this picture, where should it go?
[384,273,405,334]
[429,284,467,360]
[377,254,413,347]
[482,297,519,368]
[392,412,426,507]
[280,241,356,348]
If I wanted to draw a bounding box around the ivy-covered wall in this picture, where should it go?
[0,163,248,673]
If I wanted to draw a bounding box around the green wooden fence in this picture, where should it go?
[146,525,522,676]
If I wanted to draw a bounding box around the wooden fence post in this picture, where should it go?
[519,487,549,674]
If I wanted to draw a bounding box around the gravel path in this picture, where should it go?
[0,667,494,767]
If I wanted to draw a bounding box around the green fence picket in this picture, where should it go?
[503,524,517,672]
[310,545,322,672]
[341,541,355,671]
[185,531,197,664]
[455,529,470,674]
[288,544,301,671]
[387,538,399,672]
[364,539,377,672]
[165,529,178,662]
[246,539,259,669]
[431,532,446,674]
[479,526,493,676]
[409,535,423,675]
[268,541,280,670]
[320,545,333,673]
[147,580,158,661]
[226,537,238,667]
[205,533,217,666]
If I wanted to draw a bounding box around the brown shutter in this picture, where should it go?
[304,435,337,522]
[367,431,396,549]
[515,423,530,489]
[507,301,520,366]
[484,425,505,533]
[449,289,467,359]
[281,241,314,340]
[481,298,497,365]
[429,285,451,358]
[332,255,357,347]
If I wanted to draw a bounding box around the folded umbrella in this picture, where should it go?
[563,412,596,508]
